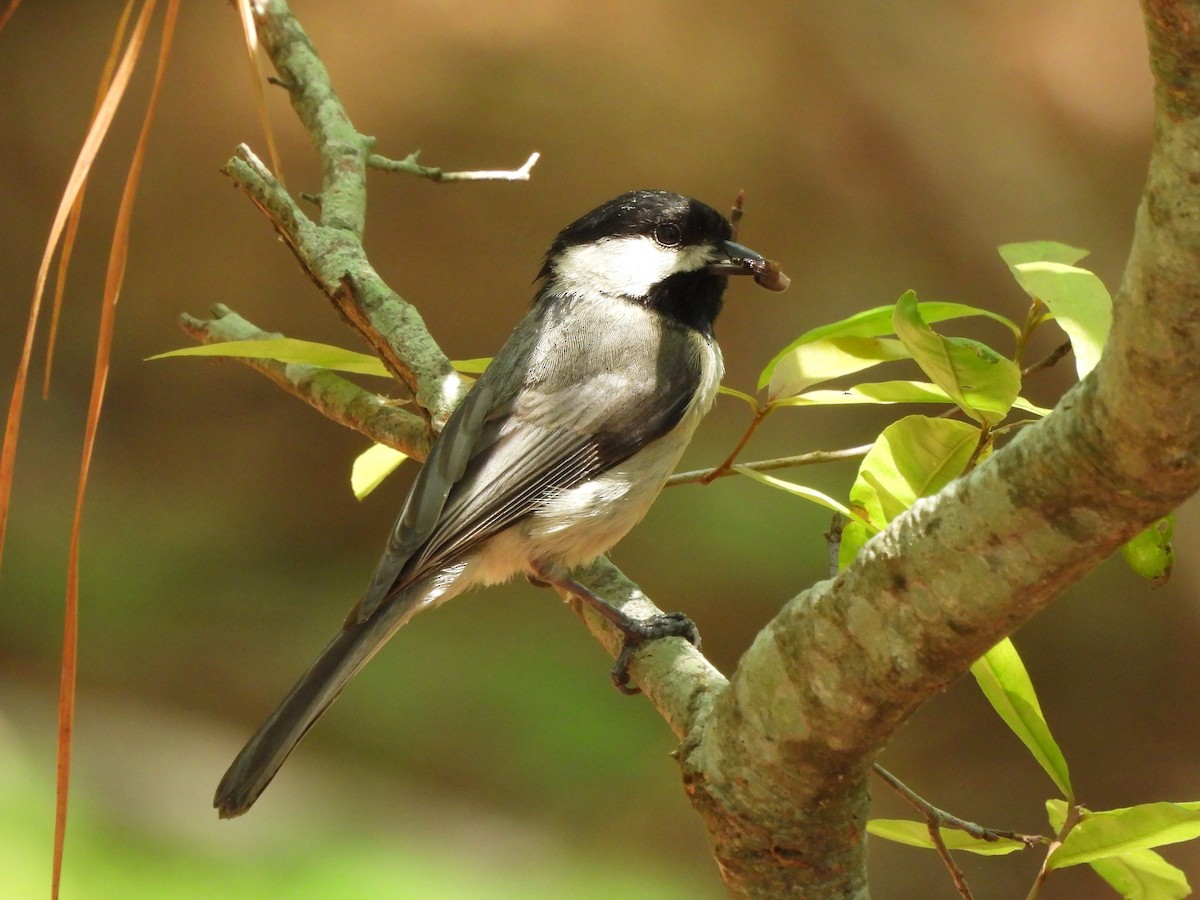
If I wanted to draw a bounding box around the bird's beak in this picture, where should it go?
[707,240,790,292]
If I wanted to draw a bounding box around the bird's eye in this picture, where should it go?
[654,223,683,247]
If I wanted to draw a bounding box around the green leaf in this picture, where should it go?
[718,384,761,409]
[1048,802,1200,870]
[1089,850,1192,900]
[971,640,1072,799]
[866,819,1026,856]
[773,381,1051,418]
[351,443,409,499]
[998,241,1090,269]
[775,380,952,408]
[453,356,491,374]
[1012,396,1053,417]
[149,338,392,377]
[1121,515,1175,584]
[1046,801,1192,900]
[837,518,870,571]
[848,415,980,525]
[152,340,489,380]
[733,466,877,531]
[757,301,1020,390]
[836,416,979,570]
[766,337,911,401]
[1010,261,1112,378]
[892,292,1022,424]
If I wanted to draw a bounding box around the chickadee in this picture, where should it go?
[214,190,785,818]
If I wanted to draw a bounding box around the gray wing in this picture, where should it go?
[352,299,703,622]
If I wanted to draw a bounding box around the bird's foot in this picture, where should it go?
[610,612,701,695]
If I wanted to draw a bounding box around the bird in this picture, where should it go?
[214,189,786,818]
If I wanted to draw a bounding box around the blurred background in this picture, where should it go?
[2,1,1194,897]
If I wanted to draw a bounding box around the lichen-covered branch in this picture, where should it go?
[179,304,430,457]
[235,2,464,424]
[201,0,717,734]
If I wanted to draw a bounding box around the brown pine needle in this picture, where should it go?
[236,0,285,186]
[0,0,21,35]
[52,1,179,896]
[43,0,138,399]
[0,0,159,574]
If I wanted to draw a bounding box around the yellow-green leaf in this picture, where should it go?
[453,356,491,374]
[766,337,910,401]
[733,466,876,531]
[1049,802,1200,871]
[972,640,1072,800]
[848,415,979,524]
[351,443,408,499]
[1121,515,1174,584]
[1011,261,1112,378]
[718,384,760,409]
[758,301,1019,390]
[998,241,1090,269]
[836,416,979,570]
[149,338,392,376]
[775,380,952,408]
[892,292,1021,425]
[867,819,1026,856]
[1090,849,1192,900]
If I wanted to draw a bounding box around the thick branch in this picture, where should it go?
[679,2,1200,895]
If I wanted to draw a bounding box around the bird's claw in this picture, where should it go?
[609,612,701,694]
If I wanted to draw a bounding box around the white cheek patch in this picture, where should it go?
[551,236,712,298]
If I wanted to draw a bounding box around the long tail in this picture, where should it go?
[214,596,419,818]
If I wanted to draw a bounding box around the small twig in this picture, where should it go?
[1013,298,1047,369]
[177,304,432,459]
[369,150,540,183]
[962,423,993,474]
[1025,803,1080,900]
[825,513,844,579]
[666,444,872,488]
[873,767,976,899]
[929,820,974,900]
[1021,340,1072,379]
[697,407,772,485]
[873,764,1046,900]
[873,765,1044,846]
[729,190,746,242]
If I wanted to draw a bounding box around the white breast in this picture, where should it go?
[506,330,722,575]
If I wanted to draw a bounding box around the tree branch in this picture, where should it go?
[178,304,431,457]
[678,1,1200,894]
[238,2,465,425]
[368,150,541,182]
[207,0,717,732]
[198,1,1200,896]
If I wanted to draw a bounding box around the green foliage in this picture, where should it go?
[970,639,1072,800]
[149,337,394,377]
[866,819,1026,856]
[1047,799,1196,898]
[151,244,1196,896]
[999,241,1112,378]
[352,443,409,499]
[891,290,1022,425]
[1121,515,1176,584]
[837,415,979,567]
[738,242,1196,897]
